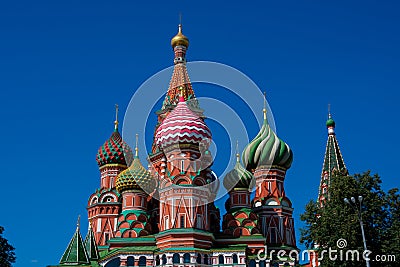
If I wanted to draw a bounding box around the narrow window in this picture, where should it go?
[173,253,180,264]
[180,214,185,228]
[104,233,109,243]
[218,255,224,264]
[232,254,238,264]
[180,160,185,172]
[196,214,202,229]
[165,216,169,230]
[96,219,101,232]
[183,253,190,263]
[138,256,146,267]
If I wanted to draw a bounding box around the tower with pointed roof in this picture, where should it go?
[87,106,133,247]
[318,111,347,205]
[242,100,296,250]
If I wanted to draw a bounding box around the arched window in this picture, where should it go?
[155,255,160,266]
[127,256,134,266]
[249,259,256,267]
[138,256,146,267]
[183,253,190,263]
[204,255,208,265]
[105,258,120,267]
[162,255,167,264]
[173,253,180,264]
[196,253,202,264]
[273,262,279,267]
[218,255,224,264]
[232,254,238,264]
[259,260,266,267]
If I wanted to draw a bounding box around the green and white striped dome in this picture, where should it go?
[242,111,293,170]
[223,155,254,191]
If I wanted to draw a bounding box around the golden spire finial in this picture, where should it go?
[135,133,139,157]
[171,19,189,48]
[235,140,240,162]
[114,104,119,131]
[263,91,267,120]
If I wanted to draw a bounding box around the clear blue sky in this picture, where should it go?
[1,1,399,266]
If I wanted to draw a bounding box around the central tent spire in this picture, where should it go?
[161,23,199,112]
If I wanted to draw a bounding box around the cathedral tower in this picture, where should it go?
[242,99,296,250]
[87,106,133,247]
[318,111,347,204]
[150,25,219,252]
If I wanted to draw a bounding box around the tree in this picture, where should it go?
[300,170,399,266]
[0,226,16,267]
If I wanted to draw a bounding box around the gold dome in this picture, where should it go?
[171,24,189,48]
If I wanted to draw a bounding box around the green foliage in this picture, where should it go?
[300,170,399,266]
[0,226,16,267]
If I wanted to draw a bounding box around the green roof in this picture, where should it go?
[59,224,90,265]
[84,226,99,261]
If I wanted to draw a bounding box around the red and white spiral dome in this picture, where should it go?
[155,96,212,149]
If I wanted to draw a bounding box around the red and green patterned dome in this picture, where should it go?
[96,128,133,168]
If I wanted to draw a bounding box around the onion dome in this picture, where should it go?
[326,113,336,128]
[155,95,211,149]
[242,109,293,170]
[223,154,254,191]
[96,106,133,167]
[171,24,189,48]
[116,138,156,193]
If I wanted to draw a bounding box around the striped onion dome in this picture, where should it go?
[96,129,133,167]
[116,155,156,193]
[223,155,255,191]
[242,111,293,170]
[155,95,211,149]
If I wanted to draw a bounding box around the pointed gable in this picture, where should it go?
[60,221,90,265]
[84,226,99,261]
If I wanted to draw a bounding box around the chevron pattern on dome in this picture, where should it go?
[155,97,211,149]
[96,130,133,167]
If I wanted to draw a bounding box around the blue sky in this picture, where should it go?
[1,1,399,266]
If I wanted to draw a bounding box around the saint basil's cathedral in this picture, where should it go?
[49,24,346,267]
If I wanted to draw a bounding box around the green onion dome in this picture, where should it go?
[116,155,156,194]
[326,116,335,128]
[223,155,255,191]
[96,129,133,167]
[242,111,293,171]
